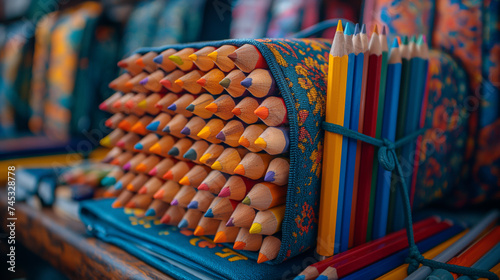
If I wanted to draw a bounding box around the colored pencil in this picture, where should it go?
[239,124,267,152]
[168,138,194,160]
[138,176,163,195]
[249,204,285,235]
[208,45,237,72]
[197,68,225,95]
[135,51,158,73]
[183,140,209,164]
[264,157,289,186]
[110,151,133,167]
[134,133,159,152]
[174,70,205,94]
[125,173,149,192]
[194,217,220,236]
[153,180,181,204]
[125,193,153,209]
[197,118,225,144]
[144,199,168,218]
[377,230,468,280]
[188,46,216,71]
[211,148,248,175]
[205,94,236,120]
[125,93,147,116]
[153,49,177,72]
[254,126,289,155]
[258,236,281,263]
[457,245,500,280]
[354,25,383,246]
[112,92,133,113]
[217,120,245,147]
[229,44,268,73]
[117,53,142,75]
[135,154,160,173]
[102,146,122,164]
[103,184,122,198]
[232,97,260,124]
[105,113,126,129]
[108,73,132,93]
[163,161,194,182]
[100,129,125,148]
[241,69,277,98]
[187,190,215,212]
[146,113,172,133]
[178,209,203,229]
[124,72,149,93]
[233,152,273,180]
[117,115,139,132]
[179,165,211,187]
[148,158,176,178]
[226,202,257,228]
[254,96,287,126]
[373,39,402,240]
[185,93,214,119]
[162,113,190,138]
[101,167,124,186]
[242,182,286,210]
[171,185,197,208]
[159,70,185,93]
[99,92,123,113]
[169,48,196,71]
[214,220,240,243]
[198,170,230,194]
[155,92,179,114]
[406,210,499,280]
[116,133,141,151]
[149,135,176,157]
[139,68,163,91]
[218,175,254,200]
[130,115,153,135]
[138,93,163,115]
[220,69,248,98]
[181,116,207,140]
[166,94,195,119]
[160,205,186,225]
[205,197,238,220]
[199,144,225,166]
[233,228,262,251]
[112,190,134,208]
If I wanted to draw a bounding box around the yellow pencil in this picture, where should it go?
[317,20,348,258]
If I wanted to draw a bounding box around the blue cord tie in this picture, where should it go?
[322,121,499,280]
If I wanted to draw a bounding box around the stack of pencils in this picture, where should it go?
[317,20,430,262]
[99,44,291,263]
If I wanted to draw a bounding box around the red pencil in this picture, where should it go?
[354,25,383,246]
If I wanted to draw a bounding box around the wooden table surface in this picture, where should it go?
[0,191,173,280]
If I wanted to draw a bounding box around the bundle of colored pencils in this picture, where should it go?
[316,20,430,261]
[99,43,291,263]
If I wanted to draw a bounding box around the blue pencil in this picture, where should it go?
[456,243,500,280]
[338,224,464,280]
[372,39,403,239]
[340,23,363,252]
[334,22,355,254]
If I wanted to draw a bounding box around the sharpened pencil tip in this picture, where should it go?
[354,23,360,35]
[392,38,399,48]
[336,20,343,32]
[382,25,387,35]
[344,22,353,36]
[361,24,367,34]
[373,24,379,34]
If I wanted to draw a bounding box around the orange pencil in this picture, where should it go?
[116,132,141,151]
[226,203,257,228]
[166,94,195,118]
[205,94,235,120]
[144,200,169,218]
[148,158,176,178]
[135,154,160,173]
[187,190,215,212]
[199,144,225,166]
[214,221,240,243]
[117,53,142,75]
[109,73,132,93]
[211,148,248,175]
[228,44,268,73]
[178,209,203,229]
[169,48,196,71]
[168,138,193,160]
[105,113,125,129]
[219,69,248,98]
[118,115,139,132]
[99,92,123,113]
[155,92,179,114]
[159,70,185,93]
[218,175,255,201]
[198,170,230,194]
[197,119,225,144]
[146,113,172,133]
[149,135,177,157]
[153,180,181,204]
[162,114,189,138]
[160,205,185,225]
[197,68,225,95]
[216,120,245,147]
[194,217,220,236]
[188,46,216,71]
[171,185,197,208]
[205,197,238,220]
[183,140,210,164]
[110,151,133,167]
[138,93,163,115]
[174,70,205,94]
[208,45,237,72]
[233,228,262,251]
[126,173,149,192]
[163,161,194,182]
[112,93,134,114]
[185,93,214,119]
[264,157,289,186]
[233,153,273,180]
[138,176,163,195]
[153,49,177,72]
[135,51,158,73]
[242,182,286,210]
[239,124,267,152]
[130,115,153,135]
[112,190,134,208]
[232,97,260,124]
[179,165,211,187]
[180,116,207,140]
[258,236,281,263]
[254,96,287,126]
